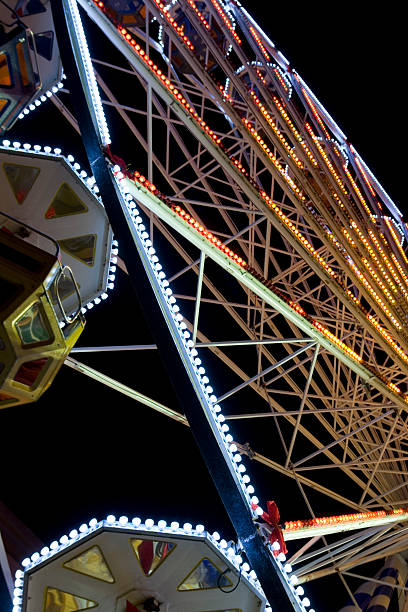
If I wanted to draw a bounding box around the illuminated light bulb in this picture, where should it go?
[251,496,259,505]
[50,541,59,550]
[277,552,286,562]
[296,586,304,596]
[170,521,179,530]
[212,531,220,540]
[23,143,31,150]
[106,515,116,524]
[31,552,40,562]
[272,540,280,550]
[145,518,154,528]
[44,146,52,153]
[195,524,205,533]
[59,535,69,545]
[247,485,255,494]
[183,523,192,532]
[119,516,128,525]
[69,530,78,539]
[302,598,311,607]
[13,141,21,148]
[79,524,88,533]
[290,574,299,585]
[219,539,228,548]
[158,520,167,529]
[132,517,141,526]
[2,139,11,146]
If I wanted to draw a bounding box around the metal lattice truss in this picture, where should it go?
[52,0,408,599]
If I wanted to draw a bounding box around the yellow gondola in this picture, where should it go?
[0,217,84,409]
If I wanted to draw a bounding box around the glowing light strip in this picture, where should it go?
[249,25,270,60]
[210,0,241,43]
[284,507,408,539]
[343,166,375,223]
[347,257,401,330]
[153,0,195,48]
[354,155,376,197]
[305,123,347,194]
[349,221,400,295]
[273,67,289,92]
[301,88,330,139]
[248,92,304,171]
[272,96,317,166]
[185,0,210,29]
[243,118,304,192]
[18,81,64,121]
[66,0,110,145]
[368,229,405,295]
[256,68,266,84]
[361,258,395,303]
[384,218,408,266]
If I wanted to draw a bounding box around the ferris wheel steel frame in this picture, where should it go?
[50,0,305,609]
[40,0,408,605]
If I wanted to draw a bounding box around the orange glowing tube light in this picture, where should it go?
[249,25,270,60]
[284,507,408,540]
[301,88,330,139]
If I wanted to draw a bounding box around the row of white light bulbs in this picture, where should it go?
[12,515,266,610]
[114,170,315,612]
[17,80,64,120]
[67,0,111,146]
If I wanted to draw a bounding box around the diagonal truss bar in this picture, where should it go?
[217,341,316,403]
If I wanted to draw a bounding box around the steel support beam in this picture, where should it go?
[51,1,301,608]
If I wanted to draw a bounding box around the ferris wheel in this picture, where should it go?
[1,0,408,610]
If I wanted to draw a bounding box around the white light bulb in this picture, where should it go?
[132,517,141,526]
[145,518,154,528]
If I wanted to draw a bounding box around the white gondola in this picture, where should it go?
[15,515,267,611]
